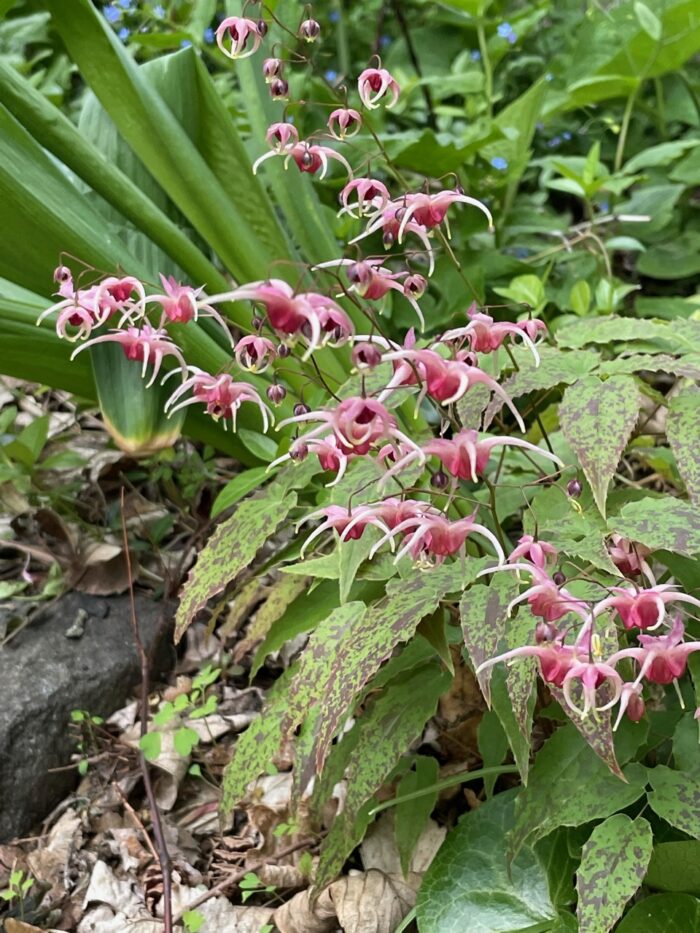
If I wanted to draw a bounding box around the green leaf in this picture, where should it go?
[555,316,700,352]
[569,281,591,316]
[4,414,48,467]
[477,710,508,797]
[460,574,516,705]
[174,480,297,643]
[668,388,700,505]
[559,376,640,516]
[211,468,269,518]
[616,893,700,932]
[623,139,699,173]
[645,841,700,895]
[416,789,556,933]
[173,726,200,758]
[139,731,162,762]
[486,346,600,425]
[576,814,653,933]
[611,497,700,556]
[316,661,451,889]
[634,2,662,40]
[395,756,440,876]
[512,726,647,852]
[637,232,700,280]
[648,766,700,838]
[288,563,472,780]
[493,274,545,310]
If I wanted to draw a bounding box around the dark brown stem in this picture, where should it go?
[120,488,173,933]
[390,0,437,129]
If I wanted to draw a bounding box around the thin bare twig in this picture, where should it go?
[172,837,318,923]
[120,487,173,933]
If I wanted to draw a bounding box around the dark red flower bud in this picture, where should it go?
[567,478,582,498]
[293,403,310,416]
[431,470,449,490]
[256,19,268,37]
[346,261,372,287]
[552,571,566,587]
[270,78,289,100]
[277,343,291,358]
[535,621,558,643]
[252,314,264,331]
[299,18,320,41]
[626,693,645,722]
[383,230,395,249]
[267,384,287,406]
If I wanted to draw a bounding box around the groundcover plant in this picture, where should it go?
[3,0,700,930]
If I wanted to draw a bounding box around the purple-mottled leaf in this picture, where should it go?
[598,353,700,380]
[511,725,646,853]
[559,376,641,517]
[576,814,653,933]
[484,346,600,427]
[174,480,297,642]
[611,496,700,556]
[648,766,700,838]
[504,612,538,744]
[668,387,700,505]
[315,661,451,889]
[460,572,515,705]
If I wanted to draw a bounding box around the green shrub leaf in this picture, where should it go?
[648,766,700,838]
[668,387,700,505]
[616,893,700,932]
[610,497,700,556]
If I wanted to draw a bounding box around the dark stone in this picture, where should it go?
[0,592,175,842]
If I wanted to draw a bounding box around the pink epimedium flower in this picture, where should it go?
[370,509,505,567]
[317,258,426,328]
[164,367,273,431]
[297,503,395,556]
[265,122,299,151]
[339,178,390,219]
[481,562,590,624]
[424,430,563,482]
[350,202,436,273]
[507,534,559,571]
[358,67,400,110]
[589,584,700,632]
[216,16,263,60]
[277,396,425,462]
[396,190,493,242]
[148,275,232,339]
[441,308,546,366]
[607,534,654,582]
[254,139,353,179]
[72,324,187,388]
[379,346,526,429]
[612,616,700,687]
[328,108,362,140]
[234,335,277,373]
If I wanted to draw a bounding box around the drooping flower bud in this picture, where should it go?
[270,78,289,100]
[289,439,309,461]
[552,571,566,587]
[403,274,427,299]
[357,66,400,110]
[626,693,646,722]
[293,403,310,416]
[265,121,299,151]
[267,384,287,406]
[262,57,283,82]
[299,18,320,41]
[535,621,558,643]
[252,314,264,331]
[431,470,449,490]
[277,343,291,358]
[352,342,383,370]
[257,19,268,38]
[567,478,582,498]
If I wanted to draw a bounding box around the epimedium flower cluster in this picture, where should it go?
[39,4,700,743]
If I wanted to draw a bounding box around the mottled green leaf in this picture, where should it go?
[297,563,472,778]
[611,496,700,556]
[316,662,450,889]
[512,726,647,852]
[616,893,700,932]
[645,841,700,895]
[560,376,640,516]
[211,468,269,517]
[219,669,293,817]
[598,354,700,380]
[557,316,700,354]
[234,574,310,661]
[460,574,517,705]
[576,814,653,933]
[485,346,600,426]
[174,481,297,642]
[502,611,538,773]
[395,756,440,876]
[416,789,556,933]
[648,766,700,838]
[668,387,700,505]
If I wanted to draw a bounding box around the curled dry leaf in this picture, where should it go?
[360,815,446,878]
[27,807,82,892]
[274,869,416,933]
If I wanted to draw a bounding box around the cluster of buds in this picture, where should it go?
[476,536,700,725]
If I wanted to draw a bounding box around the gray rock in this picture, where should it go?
[0,592,174,841]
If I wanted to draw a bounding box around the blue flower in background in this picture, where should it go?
[117,0,132,8]
[547,136,562,148]
[380,35,391,48]
[490,156,509,171]
[600,200,610,213]
[497,22,517,43]
[325,69,338,83]
[470,49,481,61]
[562,130,572,141]
[180,39,192,48]
[117,26,130,41]
[153,4,165,17]
[329,9,340,22]
[103,5,122,23]
[204,27,215,44]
